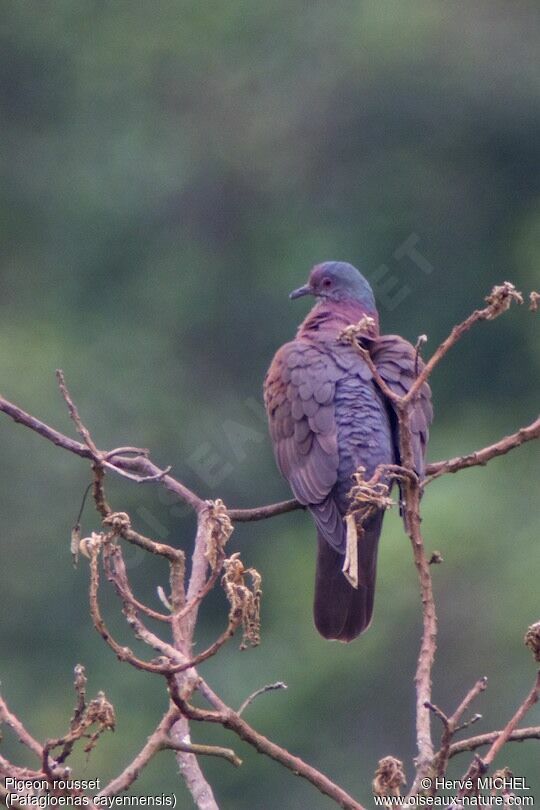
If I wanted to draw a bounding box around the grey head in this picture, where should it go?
[289,261,376,311]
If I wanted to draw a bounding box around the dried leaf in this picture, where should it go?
[373,756,406,797]
[222,553,261,649]
[71,524,82,566]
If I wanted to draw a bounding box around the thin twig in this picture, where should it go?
[424,701,449,728]
[56,369,99,455]
[454,714,482,734]
[449,677,488,728]
[414,334,428,378]
[238,682,288,716]
[166,739,242,767]
[447,726,540,759]
[403,282,523,404]
[103,446,150,459]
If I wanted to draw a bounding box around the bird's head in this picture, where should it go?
[289,261,376,311]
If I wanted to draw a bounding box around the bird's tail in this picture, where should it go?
[313,511,383,642]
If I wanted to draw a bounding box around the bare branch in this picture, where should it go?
[405,481,437,793]
[0,760,39,794]
[98,528,172,623]
[78,499,221,809]
[447,726,540,759]
[0,755,42,782]
[414,334,428,377]
[103,446,150,459]
[425,416,540,483]
[125,596,241,675]
[106,563,172,624]
[174,501,233,633]
[167,677,367,810]
[424,701,450,729]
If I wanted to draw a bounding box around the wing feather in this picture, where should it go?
[264,340,340,507]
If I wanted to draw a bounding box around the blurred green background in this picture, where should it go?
[1,2,539,808]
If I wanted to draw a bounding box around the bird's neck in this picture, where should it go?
[297,299,380,339]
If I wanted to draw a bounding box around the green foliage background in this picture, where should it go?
[0,2,539,808]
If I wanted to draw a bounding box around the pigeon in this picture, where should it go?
[264,261,432,641]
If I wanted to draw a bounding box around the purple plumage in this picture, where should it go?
[264,262,432,641]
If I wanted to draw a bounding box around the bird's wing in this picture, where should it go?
[369,334,433,476]
[264,339,341,506]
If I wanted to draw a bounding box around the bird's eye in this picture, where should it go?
[322,278,332,288]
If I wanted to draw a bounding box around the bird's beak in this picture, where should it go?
[289,284,312,300]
